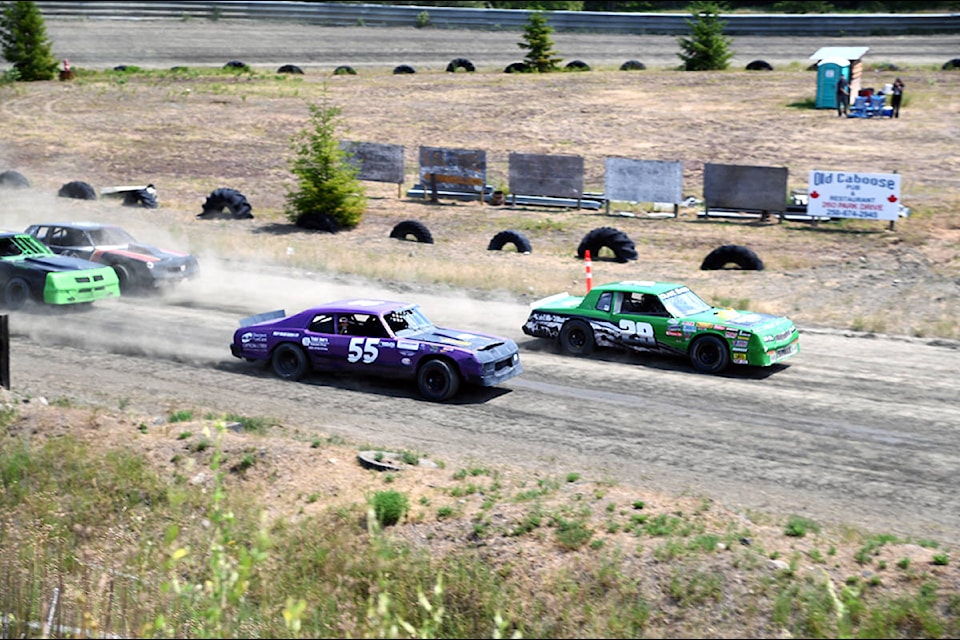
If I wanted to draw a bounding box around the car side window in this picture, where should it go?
[595,292,612,313]
[308,314,334,334]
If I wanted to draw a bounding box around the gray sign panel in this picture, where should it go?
[605,157,683,203]
[704,163,789,211]
[509,152,583,199]
[418,146,486,195]
[340,141,405,184]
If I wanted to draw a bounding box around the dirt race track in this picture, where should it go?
[4,19,960,545]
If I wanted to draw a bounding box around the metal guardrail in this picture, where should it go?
[33,1,960,36]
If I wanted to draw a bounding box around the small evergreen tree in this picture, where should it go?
[518,11,562,73]
[0,1,57,81]
[676,1,733,71]
[285,93,367,231]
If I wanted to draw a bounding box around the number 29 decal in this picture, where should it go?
[348,337,381,363]
[619,319,656,346]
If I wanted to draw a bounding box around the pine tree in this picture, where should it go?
[285,93,367,231]
[0,1,58,81]
[518,11,562,73]
[676,1,733,72]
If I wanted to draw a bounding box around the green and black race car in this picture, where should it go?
[0,232,120,310]
[522,280,799,375]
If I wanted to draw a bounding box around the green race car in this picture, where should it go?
[521,280,799,374]
[1,232,120,310]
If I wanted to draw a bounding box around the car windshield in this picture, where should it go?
[661,287,713,317]
[385,306,434,336]
[88,226,136,245]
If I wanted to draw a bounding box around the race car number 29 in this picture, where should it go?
[619,319,655,346]
[348,337,381,363]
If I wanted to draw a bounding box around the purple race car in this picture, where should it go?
[230,298,523,401]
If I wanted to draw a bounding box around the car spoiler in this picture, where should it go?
[239,309,286,327]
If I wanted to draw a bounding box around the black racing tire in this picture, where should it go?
[416,359,461,402]
[745,59,774,71]
[277,64,304,74]
[112,264,134,293]
[689,334,730,374]
[224,60,250,71]
[271,344,309,382]
[333,65,357,76]
[487,230,532,254]
[504,62,528,74]
[576,227,638,263]
[295,211,340,233]
[560,319,595,357]
[393,64,416,75]
[122,185,158,209]
[445,57,475,72]
[619,59,646,71]
[700,245,764,271]
[57,180,97,200]
[2,277,31,310]
[942,58,960,70]
[565,60,591,71]
[389,220,433,244]
[0,170,30,188]
[198,187,253,219]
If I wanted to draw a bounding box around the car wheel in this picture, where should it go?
[689,334,730,374]
[198,187,253,219]
[577,227,638,263]
[445,57,475,73]
[271,344,309,381]
[487,230,532,253]
[417,359,461,402]
[700,244,764,271]
[0,170,30,188]
[112,264,133,293]
[58,180,97,200]
[2,277,31,310]
[560,320,595,356]
[389,220,434,244]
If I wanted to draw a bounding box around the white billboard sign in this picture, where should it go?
[807,170,901,221]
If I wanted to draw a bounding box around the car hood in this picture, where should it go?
[107,243,193,262]
[407,327,509,351]
[688,308,796,335]
[23,254,105,273]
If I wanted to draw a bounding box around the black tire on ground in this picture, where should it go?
[2,277,31,310]
[689,334,730,374]
[700,245,764,271]
[416,359,461,402]
[745,59,774,71]
[487,230,532,253]
[333,65,356,75]
[560,319,595,357]
[277,64,304,74]
[389,220,433,244]
[198,187,253,219]
[271,344,309,381]
[942,58,960,70]
[122,185,158,209]
[619,59,646,71]
[576,227,638,263]
[57,180,97,200]
[0,170,30,188]
[295,211,340,233]
[224,60,249,70]
[393,64,416,74]
[504,62,528,73]
[565,60,591,71]
[445,57,475,72]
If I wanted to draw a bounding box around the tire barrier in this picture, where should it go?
[0,170,30,188]
[565,60,591,71]
[389,220,433,244]
[393,64,416,75]
[224,60,250,71]
[487,230,532,254]
[333,65,357,75]
[197,187,253,219]
[277,64,304,74]
[619,59,646,71]
[122,185,158,209]
[57,180,97,200]
[446,58,475,72]
[576,227,637,263]
[745,59,774,71]
[295,211,340,233]
[700,245,764,271]
[943,58,960,70]
[504,62,528,74]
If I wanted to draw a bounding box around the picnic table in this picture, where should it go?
[848,94,892,118]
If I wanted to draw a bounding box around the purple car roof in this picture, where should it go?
[302,299,414,316]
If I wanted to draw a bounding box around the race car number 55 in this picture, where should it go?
[348,338,381,363]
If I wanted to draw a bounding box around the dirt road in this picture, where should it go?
[9,264,960,544]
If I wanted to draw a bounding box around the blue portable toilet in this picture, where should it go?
[816,58,849,109]
[809,46,869,109]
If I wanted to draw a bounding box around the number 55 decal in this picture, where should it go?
[348,337,381,363]
[619,319,656,346]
